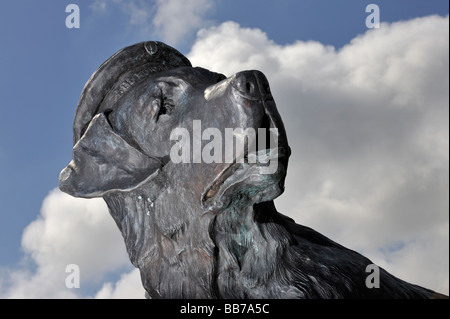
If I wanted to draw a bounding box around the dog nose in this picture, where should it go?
[232,70,273,101]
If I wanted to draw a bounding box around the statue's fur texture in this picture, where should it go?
[60,42,447,299]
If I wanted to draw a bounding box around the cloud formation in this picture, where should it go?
[0,189,139,298]
[189,16,449,294]
[95,268,144,299]
[90,0,215,46]
[153,0,215,45]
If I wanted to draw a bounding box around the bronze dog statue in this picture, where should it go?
[59,41,446,299]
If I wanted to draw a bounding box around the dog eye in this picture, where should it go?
[104,109,114,127]
[157,96,174,120]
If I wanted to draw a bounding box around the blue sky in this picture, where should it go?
[0,1,448,298]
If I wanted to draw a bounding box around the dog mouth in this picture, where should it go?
[202,148,287,203]
[201,111,290,210]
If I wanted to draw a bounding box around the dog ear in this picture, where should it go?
[60,41,191,198]
[59,113,162,198]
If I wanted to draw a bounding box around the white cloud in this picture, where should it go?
[122,0,153,27]
[90,0,124,13]
[22,189,129,278]
[188,16,449,294]
[90,0,108,12]
[0,189,131,298]
[90,0,216,46]
[95,268,145,299]
[153,0,215,45]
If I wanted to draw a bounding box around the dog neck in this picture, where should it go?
[103,167,218,298]
[211,200,301,298]
[103,165,296,298]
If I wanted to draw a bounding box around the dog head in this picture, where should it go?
[59,41,291,209]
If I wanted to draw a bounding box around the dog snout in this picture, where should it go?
[232,70,273,102]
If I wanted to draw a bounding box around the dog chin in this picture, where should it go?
[201,146,288,212]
